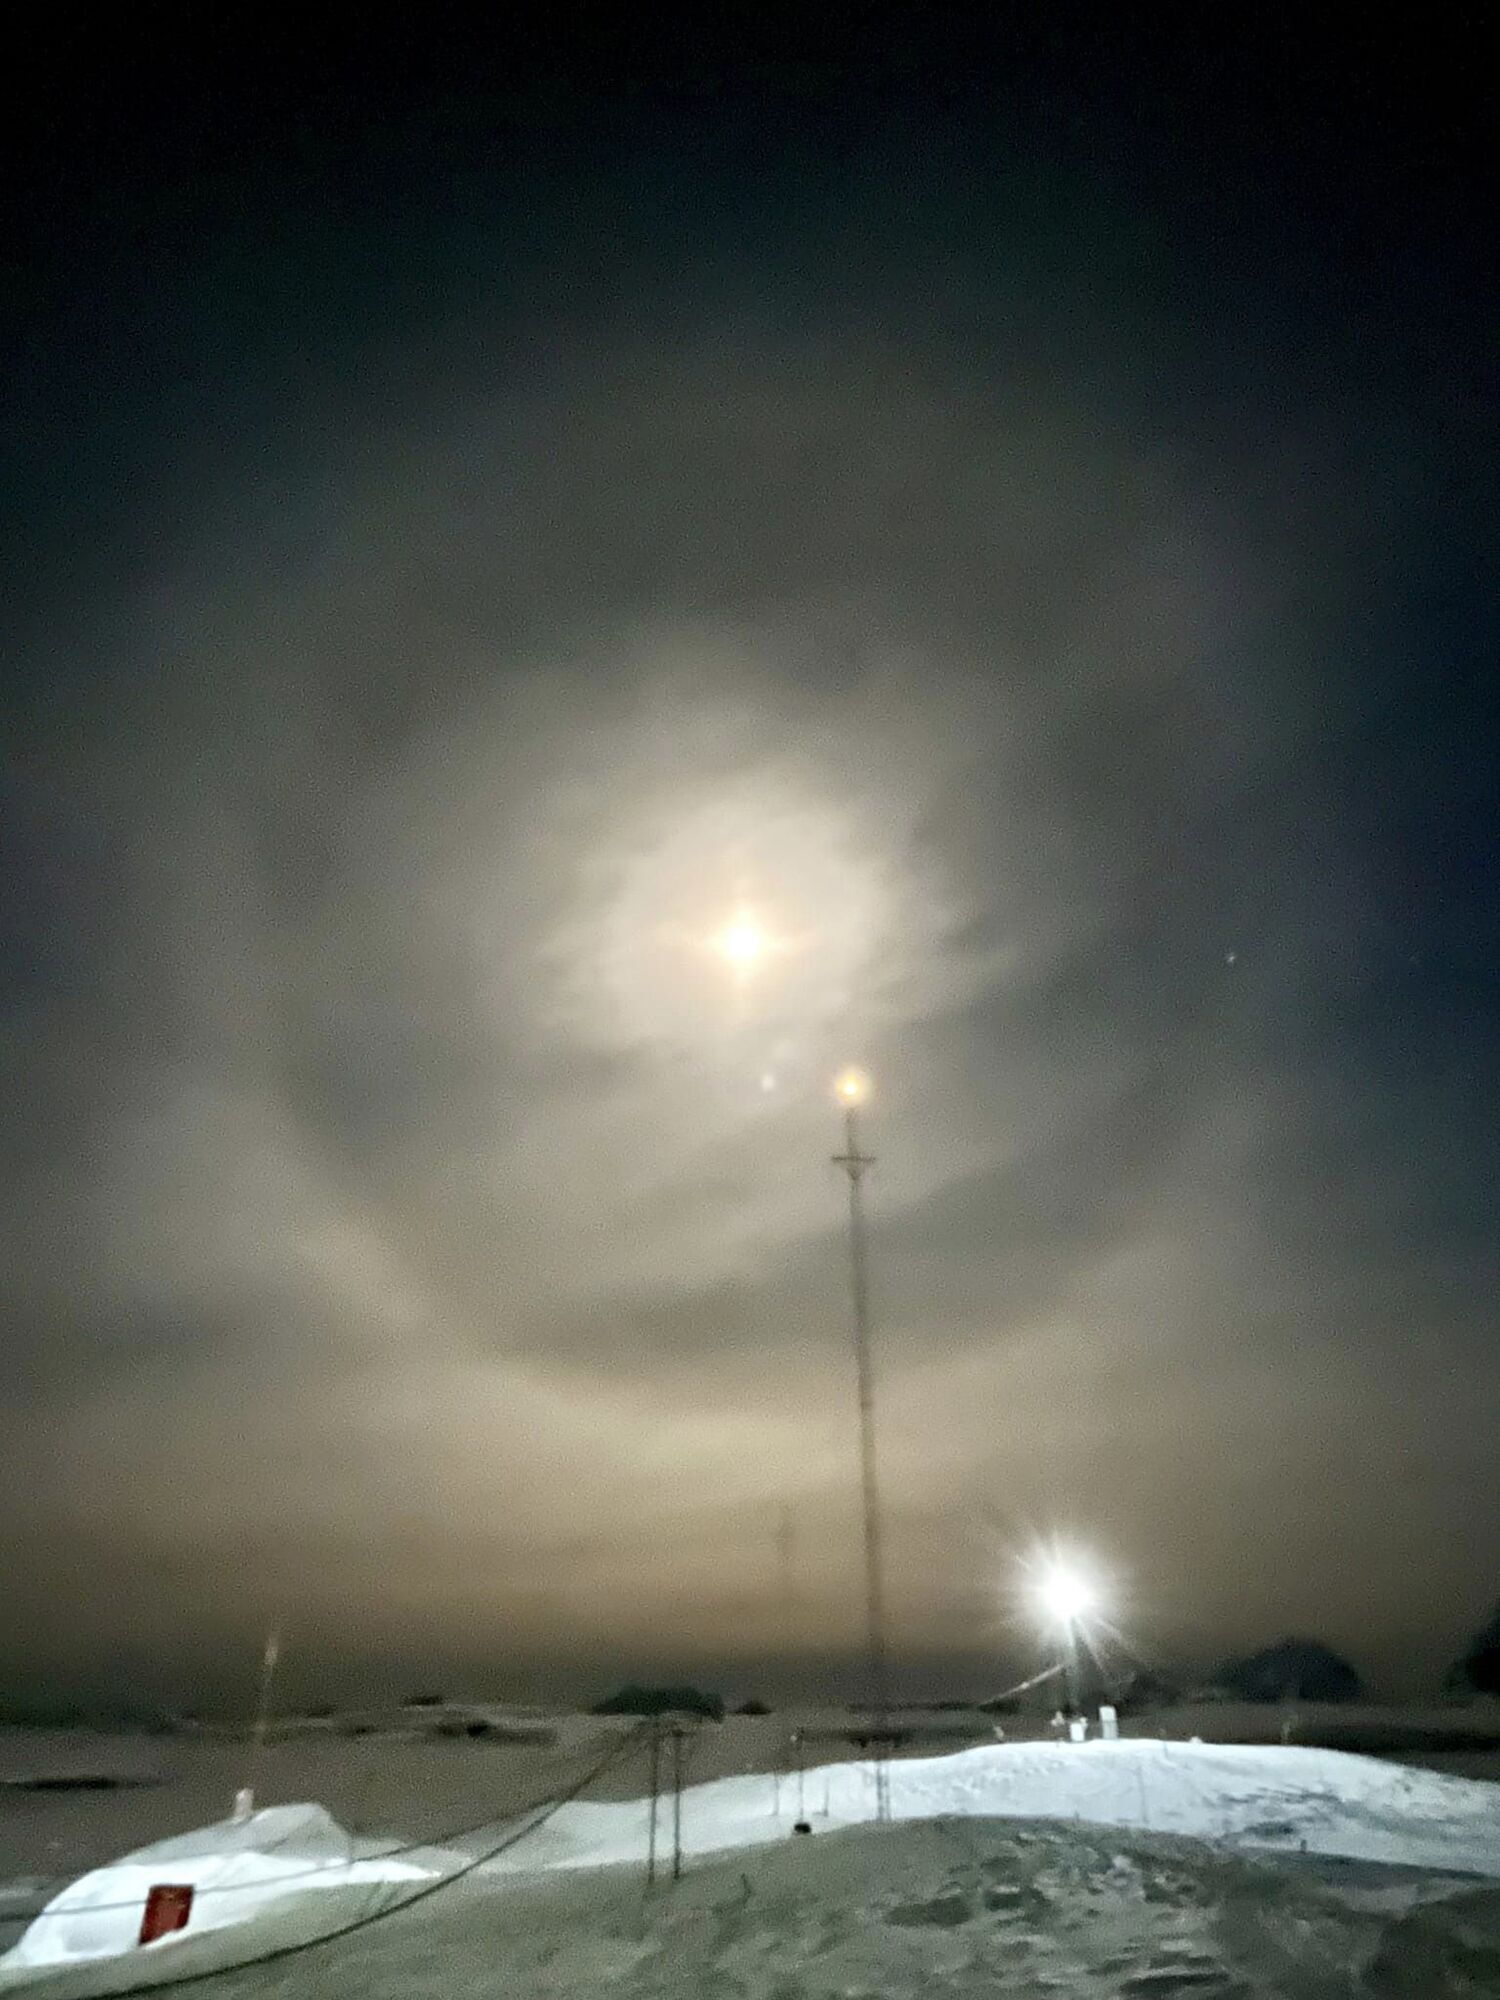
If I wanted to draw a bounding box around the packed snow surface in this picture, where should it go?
[335,1816,1500,2000]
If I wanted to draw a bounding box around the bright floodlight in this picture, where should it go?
[834,1066,870,1106]
[1025,1555,1105,1637]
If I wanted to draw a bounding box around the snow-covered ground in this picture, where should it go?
[5,1737,1500,1995]
[5,1704,1497,1884]
[493,1737,1500,1880]
[6,1810,1500,1998]
[253,1816,1500,2000]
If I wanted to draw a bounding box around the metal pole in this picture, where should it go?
[646,1719,661,1889]
[243,1627,280,1810]
[1063,1621,1082,1717]
[833,1099,890,1821]
[670,1726,684,1881]
[777,1503,796,1633]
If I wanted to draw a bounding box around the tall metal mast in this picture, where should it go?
[832,1072,890,1821]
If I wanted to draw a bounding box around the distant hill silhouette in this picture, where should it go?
[1113,1668,1183,1712]
[1447,1604,1500,1696]
[592,1684,725,1721]
[1214,1638,1363,1703]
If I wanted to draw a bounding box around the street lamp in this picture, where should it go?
[1026,1555,1103,1716]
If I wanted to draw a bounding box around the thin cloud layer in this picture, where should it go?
[1,326,1491,1705]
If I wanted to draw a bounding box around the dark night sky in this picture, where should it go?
[0,12,1494,1711]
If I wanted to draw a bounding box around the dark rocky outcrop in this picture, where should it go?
[1213,1637,1363,1703]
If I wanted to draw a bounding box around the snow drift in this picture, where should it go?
[0,1803,435,1980]
[490,1738,1500,1882]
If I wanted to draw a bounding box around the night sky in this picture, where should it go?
[0,15,1494,1713]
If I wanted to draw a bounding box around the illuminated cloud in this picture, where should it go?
[0,242,1491,1706]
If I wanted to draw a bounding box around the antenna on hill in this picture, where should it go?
[777,1503,798,1638]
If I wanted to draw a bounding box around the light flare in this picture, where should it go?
[1017,1542,1112,1642]
[834,1066,871,1106]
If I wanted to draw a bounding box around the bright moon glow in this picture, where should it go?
[834,1066,870,1105]
[713,909,771,973]
[569,776,908,1056]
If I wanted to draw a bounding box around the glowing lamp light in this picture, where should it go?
[834,1066,871,1107]
[1034,1563,1100,1632]
[1016,1544,1114,1718]
[1032,1544,1112,1640]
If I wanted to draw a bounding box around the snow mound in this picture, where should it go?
[0,1802,436,1981]
[487,1739,1500,1881]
